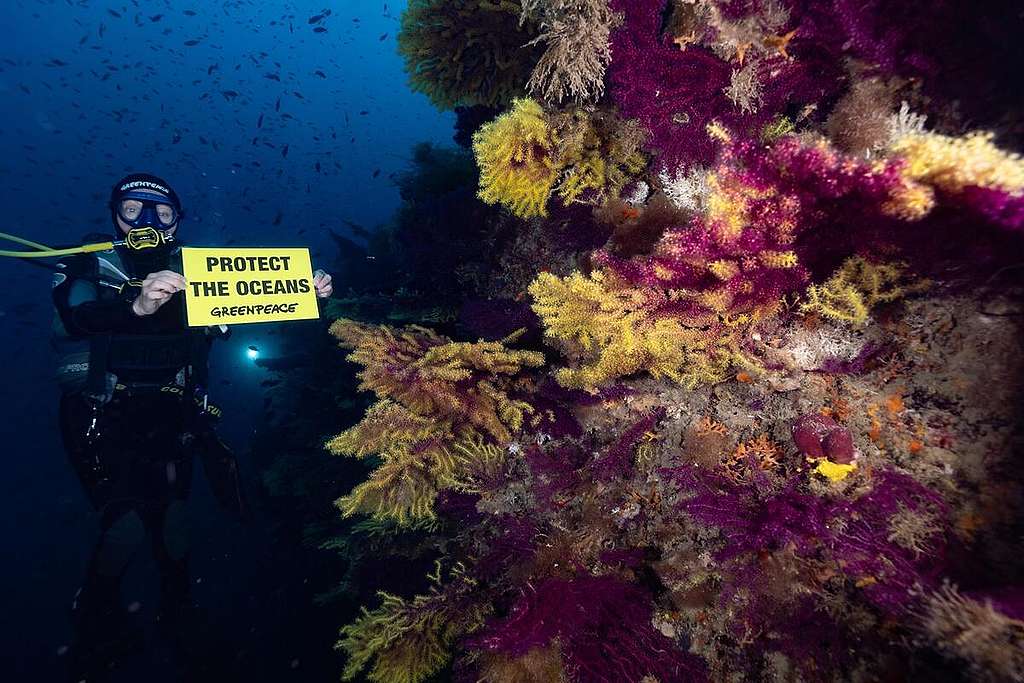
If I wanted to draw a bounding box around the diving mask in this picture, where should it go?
[115,190,180,230]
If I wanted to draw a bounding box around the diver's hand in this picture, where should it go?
[132,270,186,316]
[313,269,333,298]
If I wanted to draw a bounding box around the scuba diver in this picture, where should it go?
[49,173,333,678]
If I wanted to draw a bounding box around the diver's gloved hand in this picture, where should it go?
[132,270,186,316]
[312,269,333,298]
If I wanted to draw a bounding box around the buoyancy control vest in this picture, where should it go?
[50,235,218,404]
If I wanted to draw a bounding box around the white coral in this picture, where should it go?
[658,166,710,213]
[887,101,928,142]
[623,180,650,206]
[725,63,763,115]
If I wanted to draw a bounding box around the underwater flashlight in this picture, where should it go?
[247,345,260,360]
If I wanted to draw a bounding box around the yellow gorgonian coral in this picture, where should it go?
[473,98,559,218]
[328,401,462,525]
[527,270,635,350]
[528,270,761,390]
[800,256,929,326]
[338,563,488,683]
[327,319,544,524]
[548,109,647,205]
[330,318,544,443]
[892,131,1024,196]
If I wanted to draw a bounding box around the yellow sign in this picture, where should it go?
[181,247,320,326]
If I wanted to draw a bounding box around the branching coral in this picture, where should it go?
[327,319,544,523]
[339,562,490,683]
[474,574,706,682]
[520,0,621,104]
[327,400,458,524]
[476,643,567,682]
[658,165,711,214]
[331,319,543,443]
[800,256,928,326]
[671,467,951,616]
[473,98,559,218]
[527,269,752,389]
[548,108,647,206]
[608,0,842,169]
[473,99,648,218]
[918,584,1024,681]
[398,0,543,110]
[891,131,1024,230]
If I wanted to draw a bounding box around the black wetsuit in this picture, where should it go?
[52,239,244,673]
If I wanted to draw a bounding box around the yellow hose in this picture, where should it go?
[0,231,115,258]
[0,231,53,250]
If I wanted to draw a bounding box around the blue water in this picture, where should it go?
[0,1,453,680]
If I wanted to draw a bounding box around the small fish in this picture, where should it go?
[207,63,218,75]
[379,33,388,41]
[264,72,280,81]
[358,110,368,115]
[150,14,163,22]
[249,345,259,352]
[256,113,264,128]
[184,39,201,46]
[108,9,121,18]
[281,144,289,158]
[275,96,281,112]
[221,90,239,100]
[308,13,324,24]
[313,26,327,33]
[272,211,283,225]
[313,70,326,78]
[184,10,197,16]
[372,169,380,178]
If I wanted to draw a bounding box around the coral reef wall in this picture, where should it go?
[323,1,1024,681]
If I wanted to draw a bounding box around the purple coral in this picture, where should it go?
[474,574,707,682]
[607,0,841,170]
[669,465,952,615]
[589,408,666,480]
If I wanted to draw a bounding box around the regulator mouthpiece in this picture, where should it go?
[119,227,174,251]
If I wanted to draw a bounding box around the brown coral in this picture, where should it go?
[520,0,622,104]
[919,584,1024,681]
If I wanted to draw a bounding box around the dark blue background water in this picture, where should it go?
[0,1,453,679]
